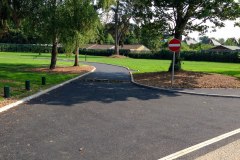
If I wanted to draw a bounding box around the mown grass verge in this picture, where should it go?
[0,52,89,104]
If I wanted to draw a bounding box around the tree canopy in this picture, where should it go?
[131,0,240,70]
[1,0,240,70]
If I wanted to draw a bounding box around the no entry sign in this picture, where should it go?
[168,38,181,52]
[168,38,181,87]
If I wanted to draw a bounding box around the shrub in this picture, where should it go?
[0,43,65,53]
[80,49,240,63]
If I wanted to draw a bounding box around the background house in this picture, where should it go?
[83,44,150,52]
[119,44,150,52]
[183,37,199,45]
[209,45,240,52]
[208,39,222,46]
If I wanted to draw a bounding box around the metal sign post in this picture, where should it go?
[168,38,181,88]
[171,52,176,87]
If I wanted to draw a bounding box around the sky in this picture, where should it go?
[188,20,240,40]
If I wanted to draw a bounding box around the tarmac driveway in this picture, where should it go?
[0,63,240,160]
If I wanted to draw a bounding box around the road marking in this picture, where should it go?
[0,67,96,113]
[158,128,240,160]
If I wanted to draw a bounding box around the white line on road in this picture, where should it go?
[158,128,240,160]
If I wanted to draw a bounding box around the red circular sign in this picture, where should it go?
[168,38,181,52]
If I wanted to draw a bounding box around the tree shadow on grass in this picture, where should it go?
[0,63,77,94]
[213,71,240,79]
[0,63,49,80]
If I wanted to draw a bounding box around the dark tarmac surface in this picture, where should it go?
[0,63,239,160]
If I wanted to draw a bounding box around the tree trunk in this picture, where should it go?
[50,36,58,70]
[0,20,8,38]
[74,46,79,66]
[114,0,119,55]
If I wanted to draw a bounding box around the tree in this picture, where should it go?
[110,0,134,55]
[140,23,164,51]
[218,38,225,44]
[25,0,66,69]
[26,0,96,69]
[0,0,31,37]
[134,0,240,71]
[105,33,115,44]
[225,38,238,46]
[26,0,112,69]
[61,0,99,66]
[0,0,11,37]
[199,36,210,44]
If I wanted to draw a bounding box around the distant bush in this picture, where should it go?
[1,44,239,63]
[80,49,240,63]
[174,51,240,63]
[0,43,65,53]
[79,49,130,56]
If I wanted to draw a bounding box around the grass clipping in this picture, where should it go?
[31,65,94,74]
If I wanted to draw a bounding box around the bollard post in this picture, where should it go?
[4,86,10,98]
[25,80,30,91]
[42,77,46,85]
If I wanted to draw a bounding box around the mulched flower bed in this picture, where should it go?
[134,71,240,88]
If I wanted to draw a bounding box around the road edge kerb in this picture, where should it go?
[0,67,96,113]
[129,72,240,98]
[86,61,240,98]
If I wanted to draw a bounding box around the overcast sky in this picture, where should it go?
[188,20,240,40]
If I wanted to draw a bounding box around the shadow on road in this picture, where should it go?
[27,79,180,107]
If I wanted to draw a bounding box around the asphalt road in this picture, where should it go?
[0,62,240,160]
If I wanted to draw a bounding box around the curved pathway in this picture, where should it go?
[0,62,240,160]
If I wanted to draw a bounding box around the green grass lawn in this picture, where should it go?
[80,54,240,78]
[3,52,239,77]
[0,52,239,102]
[0,52,84,102]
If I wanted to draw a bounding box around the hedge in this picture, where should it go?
[79,49,130,56]
[0,43,239,63]
[80,49,240,63]
[0,43,65,53]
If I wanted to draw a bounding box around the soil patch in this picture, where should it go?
[109,55,127,58]
[30,65,94,74]
[134,71,240,88]
[0,99,18,108]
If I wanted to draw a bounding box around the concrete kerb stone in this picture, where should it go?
[129,72,240,99]
[15,59,239,99]
[88,61,240,98]
[0,67,96,113]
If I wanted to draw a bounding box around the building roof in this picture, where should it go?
[210,39,222,46]
[120,44,150,50]
[222,45,240,50]
[183,37,198,45]
[86,44,114,50]
[209,45,240,51]
[83,44,150,51]
[79,44,95,49]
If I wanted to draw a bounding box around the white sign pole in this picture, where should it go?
[171,52,175,88]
